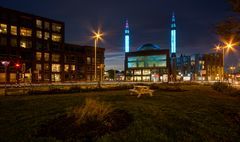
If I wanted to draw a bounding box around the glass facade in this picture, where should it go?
[128,55,167,68]
[125,50,169,82]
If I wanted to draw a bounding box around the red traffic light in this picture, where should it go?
[15,63,21,69]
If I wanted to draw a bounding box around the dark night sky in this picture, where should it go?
[1,0,239,70]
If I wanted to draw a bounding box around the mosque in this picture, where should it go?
[124,14,176,82]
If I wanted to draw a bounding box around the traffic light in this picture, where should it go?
[15,63,21,71]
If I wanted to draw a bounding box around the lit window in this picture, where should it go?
[11,26,17,35]
[36,64,42,71]
[36,20,42,28]
[134,70,141,75]
[52,64,61,72]
[44,22,50,30]
[20,39,32,48]
[0,24,7,34]
[138,62,144,67]
[52,23,62,32]
[36,31,42,38]
[44,53,49,61]
[64,65,69,72]
[0,73,6,82]
[20,27,32,36]
[71,65,76,71]
[143,69,150,75]
[52,54,60,62]
[52,73,61,82]
[36,52,42,61]
[10,73,16,82]
[52,33,61,42]
[44,32,50,40]
[128,62,137,68]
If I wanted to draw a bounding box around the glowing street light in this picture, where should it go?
[215,39,237,81]
[92,29,103,81]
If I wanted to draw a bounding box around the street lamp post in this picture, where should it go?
[1,61,10,95]
[92,30,103,81]
[215,42,234,82]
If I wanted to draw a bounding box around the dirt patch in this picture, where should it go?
[36,109,133,142]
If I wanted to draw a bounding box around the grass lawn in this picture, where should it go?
[0,85,239,142]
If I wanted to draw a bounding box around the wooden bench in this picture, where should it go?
[129,85,154,98]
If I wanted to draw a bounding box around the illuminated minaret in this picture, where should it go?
[125,19,130,53]
[171,12,176,57]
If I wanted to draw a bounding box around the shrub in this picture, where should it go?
[69,98,113,125]
[212,82,230,92]
[212,82,239,96]
[37,102,133,141]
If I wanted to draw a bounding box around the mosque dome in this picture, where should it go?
[137,43,160,51]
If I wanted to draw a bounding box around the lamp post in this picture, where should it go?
[92,30,103,81]
[215,41,234,82]
[1,61,10,95]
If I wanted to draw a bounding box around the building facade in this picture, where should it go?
[176,53,223,81]
[0,7,104,84]
[64,44,104,82]
[125,44,170,82]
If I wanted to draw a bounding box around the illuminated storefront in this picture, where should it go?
[125,44,170,82]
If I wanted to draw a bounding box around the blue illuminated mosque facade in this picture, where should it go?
[124,13,223,82]
[124,14,176,82]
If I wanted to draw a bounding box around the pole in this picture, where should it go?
[4,66,7,95]
[222,47,225,82]
[94,39,97,81]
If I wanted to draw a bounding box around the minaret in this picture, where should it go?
[170,12,177,82]
[125,19,130,53]
[171,12,176,57]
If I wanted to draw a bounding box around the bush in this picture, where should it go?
[37,99,133,141]
[69,98,113,125]
[212,82,239,96]
[212,82,230,92]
